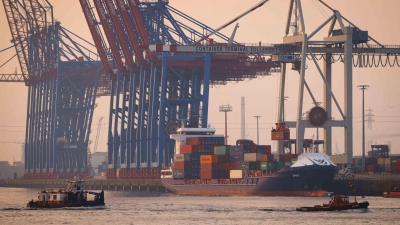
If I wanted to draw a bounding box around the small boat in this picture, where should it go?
[27,179,105,208]
[383,186,400,198]
[296,194,369,212]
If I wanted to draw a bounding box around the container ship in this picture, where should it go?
[161,124,338,196]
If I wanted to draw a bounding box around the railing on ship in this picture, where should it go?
[335,172,400,181]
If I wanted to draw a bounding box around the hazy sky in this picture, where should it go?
[0,0,399,163]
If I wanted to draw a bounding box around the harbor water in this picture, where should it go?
[0,187,398,225]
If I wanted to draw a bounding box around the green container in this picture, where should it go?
[266,162,275,171]
[352,165,360,172]
[261,162,268,170]
[275,162,285,170]
[379,164,385,172]
[354,158,362,165]
[390,157,398,165]
[214,145,230,155]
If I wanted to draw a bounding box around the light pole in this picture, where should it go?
[358,85,369,172]
[254,115,262,145]
[219,104,233,145]
[282,96,289,121]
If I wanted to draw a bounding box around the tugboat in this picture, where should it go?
[296,194,369,212]
[27,179,105,208]
[296,182,369,212]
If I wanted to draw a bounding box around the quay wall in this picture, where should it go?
[1,178,400,196]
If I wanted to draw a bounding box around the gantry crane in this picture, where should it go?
[1,0,104,179]
[79,0,278,175]
[144,0,400,171]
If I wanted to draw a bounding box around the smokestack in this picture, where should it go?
[241,96,245,139]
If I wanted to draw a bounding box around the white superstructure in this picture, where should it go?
[169,127,224,154]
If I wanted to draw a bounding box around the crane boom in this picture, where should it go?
[93,0,125,73]
[2,0,30,78]
[195,0,269,44]
[127,0,157,62]
[103,0,136,68]
[21,0,51,74]
[79,0,114,75]
[115,0,145,65]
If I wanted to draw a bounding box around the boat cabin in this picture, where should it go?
[326,195,351,206]
[67,180,85,191]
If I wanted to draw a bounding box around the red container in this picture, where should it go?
[197,145,205,153]
[180,145,198,154]
[174,161,191,170]
[367,165,374,172]
[201,163,218,171]
[264,145,272,154]
[279,154,292,163]
[200,170,219,179]
[250,145,257,153]
[186,137,205,145]
[271,131,290,140]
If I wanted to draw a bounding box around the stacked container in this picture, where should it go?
[172,138,282,181]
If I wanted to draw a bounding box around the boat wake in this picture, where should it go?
[61,205,112,210]
[1,207,23,211]
[258,208,294,212]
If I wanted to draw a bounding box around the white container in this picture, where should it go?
[230,170,243,179]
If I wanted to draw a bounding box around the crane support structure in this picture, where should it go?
[2,0,104,179]
[77,0,278,175]
[143,0,400,171]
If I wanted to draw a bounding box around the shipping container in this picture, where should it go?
[200,170,223,179]
[180,145,198,154]
[230,152,244,162]
[200,155,219,164]
[244,153,262,162]
[217,155,229,164]
[186,137,205,145]
[230,145,243,154]
[230,170,244,179]
[260,162,268,170]
[214,145,230,155]
[173,170,191,179]
[353,158,362,165]
[385,164,392,173]
[174,161,191,170]
[271,130,290,140]
[238,162,250,170]
[279,154,292,163]
[201,163,219,171]
[275,162,285,170]
[366,157,377,165]
[248,162,260,170]
[174,154,191,162]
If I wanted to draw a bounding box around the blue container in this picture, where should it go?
[173,170,191,179]
[230,152,244,162]
[230,145,244,153]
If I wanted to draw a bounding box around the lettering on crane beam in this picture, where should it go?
[194,46,283,54]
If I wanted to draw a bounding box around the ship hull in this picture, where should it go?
[162,165,337,196]
[296,201,369,211]
[27,201,105,209]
